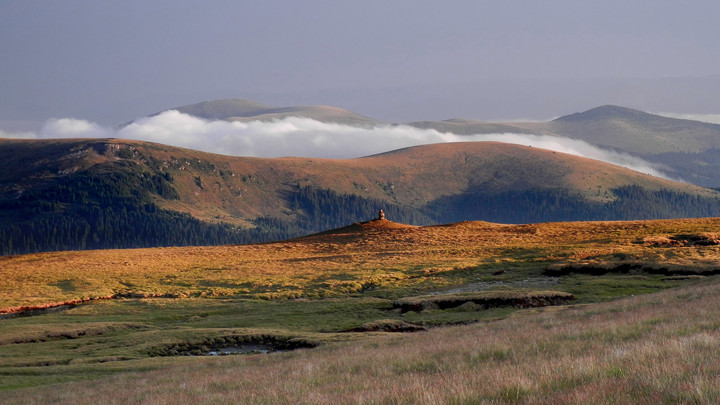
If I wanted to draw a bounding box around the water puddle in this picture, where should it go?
[207,344,273,356]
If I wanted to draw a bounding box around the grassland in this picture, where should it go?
[7,276,720,404]
[2,217,720,402]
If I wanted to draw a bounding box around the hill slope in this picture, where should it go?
[408,105,720,156]
[407,105,720,187]
[2,138,720,255]
[546,105,720,155]
[145,99,720,187]
[539,105,720,186]
[3,215,720,399]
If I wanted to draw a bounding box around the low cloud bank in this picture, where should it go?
[657,113,720,125]
[1,110,670,179]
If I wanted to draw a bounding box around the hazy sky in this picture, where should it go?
[2,0,720,129]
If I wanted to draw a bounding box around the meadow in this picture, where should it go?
[4,276,720,404]
[2,217,720,402]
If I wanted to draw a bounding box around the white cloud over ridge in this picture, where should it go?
[0,129,36,139]
[657,112,720,125]
[1,110,670,179]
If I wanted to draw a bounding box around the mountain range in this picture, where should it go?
[160,99,720,187]
[3,108,720,255]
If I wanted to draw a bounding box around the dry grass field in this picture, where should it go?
[2,217,720,402]
[5,217,720,312]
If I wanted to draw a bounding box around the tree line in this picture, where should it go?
[4,176,720,256]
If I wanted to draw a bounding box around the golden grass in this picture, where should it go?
[3,217,720,400]
[4,217,720,312]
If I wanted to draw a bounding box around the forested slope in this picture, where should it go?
[2,138,720,255]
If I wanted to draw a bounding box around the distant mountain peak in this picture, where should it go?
[161,98,379,125]
[173,99,275,120]
[554,105,654,122]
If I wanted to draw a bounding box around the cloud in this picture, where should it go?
[656,113,720,125]
[0,129,37,139]
[119,111,476,159]
[1,110,671,179]
[41,118,114,138]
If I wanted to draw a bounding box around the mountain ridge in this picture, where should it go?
[139,99,720,187]
[3,137,720,255]
[402,104,720,187]
[554,105,661,123]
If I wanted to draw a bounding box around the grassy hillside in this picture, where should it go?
[142,99,720,187]
[4,216,720,311]
[158,99,720,187]
[2,216,720,401]
[408,105,720,156]
[547,105,720,154]
[3,138,720,255]
[539,106,720,187]
[407,105,720,187]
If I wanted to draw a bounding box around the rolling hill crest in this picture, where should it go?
[3,137,720,255]
[160,99,720,187]
[407,104,720,188]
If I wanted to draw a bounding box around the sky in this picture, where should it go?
[0,0,719,168]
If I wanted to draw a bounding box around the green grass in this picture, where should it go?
[557,273,689,303]
[0,273,705,391]
[7,277,720,403]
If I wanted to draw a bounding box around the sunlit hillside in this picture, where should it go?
[3,137,720,255]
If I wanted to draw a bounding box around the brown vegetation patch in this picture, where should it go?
[545,262,720,277]
[643,233,720,247]
[149,334,317,357]
[308,218,417,237]
[393,291,574,313]
[0,292,188,318]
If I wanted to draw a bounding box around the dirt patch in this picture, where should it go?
[393,291,574,313]
[544,262,720,277]
[345,319,426,333]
